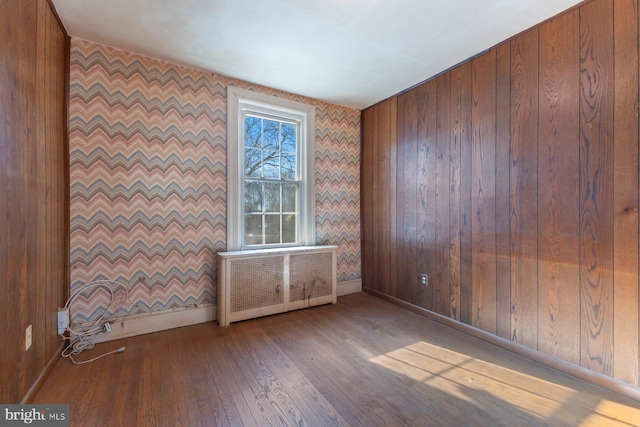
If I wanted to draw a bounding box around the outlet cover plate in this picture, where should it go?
[26,324,32,350]
[420,273,428,286]
[58,307,69,335]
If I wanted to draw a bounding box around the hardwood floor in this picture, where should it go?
[34,293,640,426]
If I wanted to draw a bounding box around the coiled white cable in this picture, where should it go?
[60,280,130,364]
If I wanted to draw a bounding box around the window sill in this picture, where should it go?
[218,244,337,259]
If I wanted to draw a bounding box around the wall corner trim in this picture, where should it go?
[21,343,65,404]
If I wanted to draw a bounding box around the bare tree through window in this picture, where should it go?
[243,115,299,246]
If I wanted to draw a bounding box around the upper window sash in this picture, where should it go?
[241,112,300,182]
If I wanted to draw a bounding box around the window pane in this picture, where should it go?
[244,214,262,245]
[281,152,296,179]
[244,182,262,212]
[282,183,297,213]
[263,120,279,149]
[264,183,280,213]
[263,150,279,178]
[282,214,297,243]
[245,148,262,177]
[265,214,280,244]
[244,116,262,148]
[281,123,296,152]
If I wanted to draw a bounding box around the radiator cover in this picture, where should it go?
[217,245,337,326]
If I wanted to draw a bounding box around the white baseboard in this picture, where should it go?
[337,279,361,296]
[91,304,216,343]
[87,281,359,343]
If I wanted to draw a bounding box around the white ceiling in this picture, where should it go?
[51,0,583,110]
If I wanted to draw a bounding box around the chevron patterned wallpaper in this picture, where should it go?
[69,39,360,323]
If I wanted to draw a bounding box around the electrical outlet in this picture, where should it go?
[57,307,69,335]
[25,324,32,351]
[420,273,428,287]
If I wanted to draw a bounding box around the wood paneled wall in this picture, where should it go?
[1,0,69,402]
[361,0,640,387]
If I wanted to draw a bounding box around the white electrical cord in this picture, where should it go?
[60,280,131,364]
[63,343,126,365]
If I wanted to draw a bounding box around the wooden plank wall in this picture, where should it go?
[361,0,640,387]
[1,0,69,402]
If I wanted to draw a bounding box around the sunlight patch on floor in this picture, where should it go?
[370,343,560,419]
[587,399,640,426]
[369,341,640,425]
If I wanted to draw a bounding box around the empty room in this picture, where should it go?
[3,0,640,425]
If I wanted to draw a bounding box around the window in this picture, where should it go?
[227,86,315,250]
[243,115,298,245]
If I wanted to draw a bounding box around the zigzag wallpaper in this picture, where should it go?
[69,39,361,323]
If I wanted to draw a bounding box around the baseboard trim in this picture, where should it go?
[91,304,215,343]
[84,281,359,344]
[337,279,361,296]
[22,342,65,404]
[363,287,640,402]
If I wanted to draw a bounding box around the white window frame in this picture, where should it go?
[227,86,315,251]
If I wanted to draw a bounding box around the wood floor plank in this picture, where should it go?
[241,324,348,426]
[201,328,249,426]
[318,308,504,425]
[262,331,366,427]
[262,312,391,426]
[108,340,142,427]
[289,313,442,425]
[33,293,640,426]
[226,325,307,426]
[173,331,207,427]
[188,328,233,426]
[213,333,269,426]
